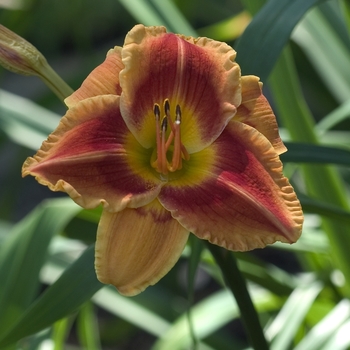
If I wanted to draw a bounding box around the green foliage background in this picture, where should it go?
[0,0,350,349]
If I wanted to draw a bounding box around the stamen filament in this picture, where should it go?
[161,116,168,175]
[152,100,190,176]
[154,104,162,167]
[170,105,182,171]
[165,131,174,150]
[181,144,190,161]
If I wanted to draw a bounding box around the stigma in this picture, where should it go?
[152,99,190,176]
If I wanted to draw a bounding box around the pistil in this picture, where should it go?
[152,99,190,176]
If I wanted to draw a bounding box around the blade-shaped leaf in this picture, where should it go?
[206,245,269,350]
[300,195,350,223]
[117,0,166,26]
[77,302,101,350]
[269,46,350,294]
[153,287,278,350]
[281,142,350,166]
[236,0,328,80]
[0,198,80,335]
[319,319,350,350]
[267,280,323,350]
[0,244,103,348]
[186,236,204,348]
[294,299,350,350]
[292,6,350,103]
[316,100,350,133]
[0,89,61,150]
[150,0,197,36]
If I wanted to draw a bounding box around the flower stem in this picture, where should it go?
[206,242,269,350]
[39,63,74,102]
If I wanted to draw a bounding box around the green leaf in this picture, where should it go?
[321,130,350,148]
[294,299,350,350]
[0,89,60,150]
[269,47,350,296]
[281,142,350,166]
[267,280,323,350]
[236,0,328,80]
[197,11,250,42]
[0,244,103,348]
[316,100,350,133]
[206,244,269,350]
[292,5,350,103]
[150,0,197,35]
[319,319,350,350]
[300,195,350,223]
[52,316,75,350]
[118,0,197,36]
[153,287,278,350]
[186,236,204,348]
[318,1,350,50]
[152,290,237,350]
[0,198,80,336]
[93,286,170,338]
[40,237,174,341]
[235,257,296,296]
[117,0,166,26]
[77,302,101,350]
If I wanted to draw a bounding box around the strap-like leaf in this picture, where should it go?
[236,0,328,80]
[281,142,350,166]
[0,198,80,336]
[0,245,103,348]
[300,195,350,223]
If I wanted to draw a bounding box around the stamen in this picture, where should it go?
[175,104,181,122]
[164,99,176,151]
[175,105,190,161]
[161,115,168,132]
[152,100,190,177]
[161,116,168,175]
[164,99,170,118]
[154,104,162,171]
[170,105,182,171]
[153,104,160,121]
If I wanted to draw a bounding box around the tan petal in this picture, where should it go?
[65,46,123,107]
[234,75,287,155]
[95,199,189,296]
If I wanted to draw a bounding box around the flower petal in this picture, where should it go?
[234,75,287,155]
[158,120,303,251]
[22,95,162,212]
[95,199,189,296]
[65,47,123,108]
[119,24,241,153]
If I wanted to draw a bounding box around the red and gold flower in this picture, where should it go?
[22,25,303,296]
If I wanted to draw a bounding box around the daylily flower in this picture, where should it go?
[22,25,303,296]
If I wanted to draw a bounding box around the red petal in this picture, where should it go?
[158,121,303,251]
[119,25,241,153]
[22,95,162,212]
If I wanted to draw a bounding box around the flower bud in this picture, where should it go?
[0,24,47,76]
[0,25,73,101]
